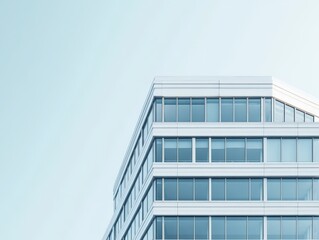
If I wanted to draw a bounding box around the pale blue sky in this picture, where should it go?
[1,0,319,239]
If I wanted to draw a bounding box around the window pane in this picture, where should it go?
[195,179,209,200]
[227,179,249,200]
[248,217,263,240]
[154,98,162,122]
[268,179,281,200]
[235,98,247,122]
[195,217,209,240]
[179,217,194,239]
[264,98,272,122]
[282,138,297,162]
[178,98,190,122]
[212,217,225,240]
[227,217,247,240]
[155,139,162,162]
[314,179,319,200]
[164,98,177,122]
[207,98,219,122]
[314,217,319,240]
[192,98,205,122]
[178,138,192,162]
[196,138,209,162]
[164,179,177,200]
[285,105,294,122]
[267,139,281,162]
[164,217,177,239]
[295,109,305,122]
[282,217,297,240]
[248,98,261,122]
[164,139,177,162]
[274,100,285,122]
[211,139,225,162]
[298,139,312,162]
[282,179,297,200]
[212,179,225,200]
[247,139,263,162]
[156,179,162,200]
[178,178,193,200]
[226,138,245,162]
[314,139,319,162]
[298,179,312,200]
[267,217,281,240]
[305,113,314,122]
[221,98,233,122]
[298,217,312,240]
[251,179,263,200]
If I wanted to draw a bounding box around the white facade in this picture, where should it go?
[104,77,319,240]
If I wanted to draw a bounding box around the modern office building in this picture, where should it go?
[104,77,319,240]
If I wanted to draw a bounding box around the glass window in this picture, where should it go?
[164,98,177,122]
[154,98,162,122]
[155,139,162,162]
[234,98,247,122]
[268,179,281,200]
[227,217,247,240]
[247,139,263,162]
[164,138,177,162]
[282,138,297,162]
[274,100,285,122]
[264,98,272,122]
[178,138,192,162]
[248,217,263,240]
[251,179,263,200]
[196,138,209,162]
[164,217,177,239]
[298,217,312,240]
[267,217,281,240]
[207,98,219,122]
[164,179,177,200]
[227,179,249,200]
[221,98,233,122]
[267,139,281,162]
[295,109,305,122]
[226,138,245,162]
[179,217,194,239]
[195,178,209,200]
[195,217,209,240]
[211,217,225,240]
[314,217,319,240]
[178,98,190,122]
[211,138,225,162]
[155,179,162,200]
[314,139,319,162]
[298,179,312,201]
[179,178,193,200]
[282,217,297,240]
[282,179,297,200]
[212,179,225,200]
[248,98,261,122]
[314,179,319,200]
[192,98,205,122]
[298,139,312,162]
[305,113,314,122]
[285,105,294,122]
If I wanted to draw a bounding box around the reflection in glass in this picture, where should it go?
[305,113,314,122]
[179,217,194,239]
[235,98,247,122]
[155,139,162,162]
[195,179,209,200]
[264,98,272,122]
[164,138,177,162]
[221,98,233,122]
[154,98,162,122]
[211,139,225,162]
[275,100,285,122]
[227,179,249,200]
[179,178,193,200]
[192,98,205,122]
[248,98,261,122]
[282,217,296,240]
[282,138,297,162]
[156,217,162,240]
[211,217,225,240]
[314,139,319,162]
[212,179,225,200]
[226,138,245,162]
[247,139,263,162]
[267,217,281,240]
[282,179,297,200]
[298,217,312,240]
[178,98,190,122]
[267,139,281,162]
[156,179,162,200]
[227,217,246,240]
[268,179,281,200]
[178,138,192,162]
[196,138,209,162]
[298,139,312,162]
[164,179,177,200]
[248,217,263,240]
[251,179,263,200]
[164,217,177,239]
[285,105,294,122]
[207,98,219,122]
[295,109,305,122]
[164,98,177,122]
[195,217,209,239]
[298,179,312,200]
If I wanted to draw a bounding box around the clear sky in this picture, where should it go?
[1,0,319,239]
